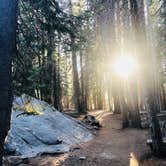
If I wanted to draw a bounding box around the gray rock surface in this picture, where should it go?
[5,95,93,158]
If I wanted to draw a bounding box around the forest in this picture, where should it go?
[0,0,166,166]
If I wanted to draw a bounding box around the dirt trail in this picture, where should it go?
[16,111,166,166]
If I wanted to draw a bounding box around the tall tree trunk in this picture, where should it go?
[112,77,121,114]
[130,0,163,153]
[0,1,18,165]
[80,50,87,112]
[119,80,129,128]
[107,0,121,113]
[84,51,89,111]
[112,0,121,114]
[53,38,62,111]
[160,84,166,110]
[128,79,141,128]
[71,36,84,113]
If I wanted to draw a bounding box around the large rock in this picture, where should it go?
[5,94,93,158]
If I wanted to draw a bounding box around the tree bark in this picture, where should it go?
[80,50,87,112]
[0,0,18,165]
[71,36,84,113]
[130,0,163,153]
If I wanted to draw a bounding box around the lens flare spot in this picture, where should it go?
[113,56,138,78]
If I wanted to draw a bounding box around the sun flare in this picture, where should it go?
[113,56,138,78]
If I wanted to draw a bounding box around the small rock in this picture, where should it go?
[93,126,100,130]
[70,146,81,152]
[79,156,86,160]
[82,115,102,129]
[73,147,80,150]
[7,156,23,165]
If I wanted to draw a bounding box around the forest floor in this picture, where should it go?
[10,110,166,166]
